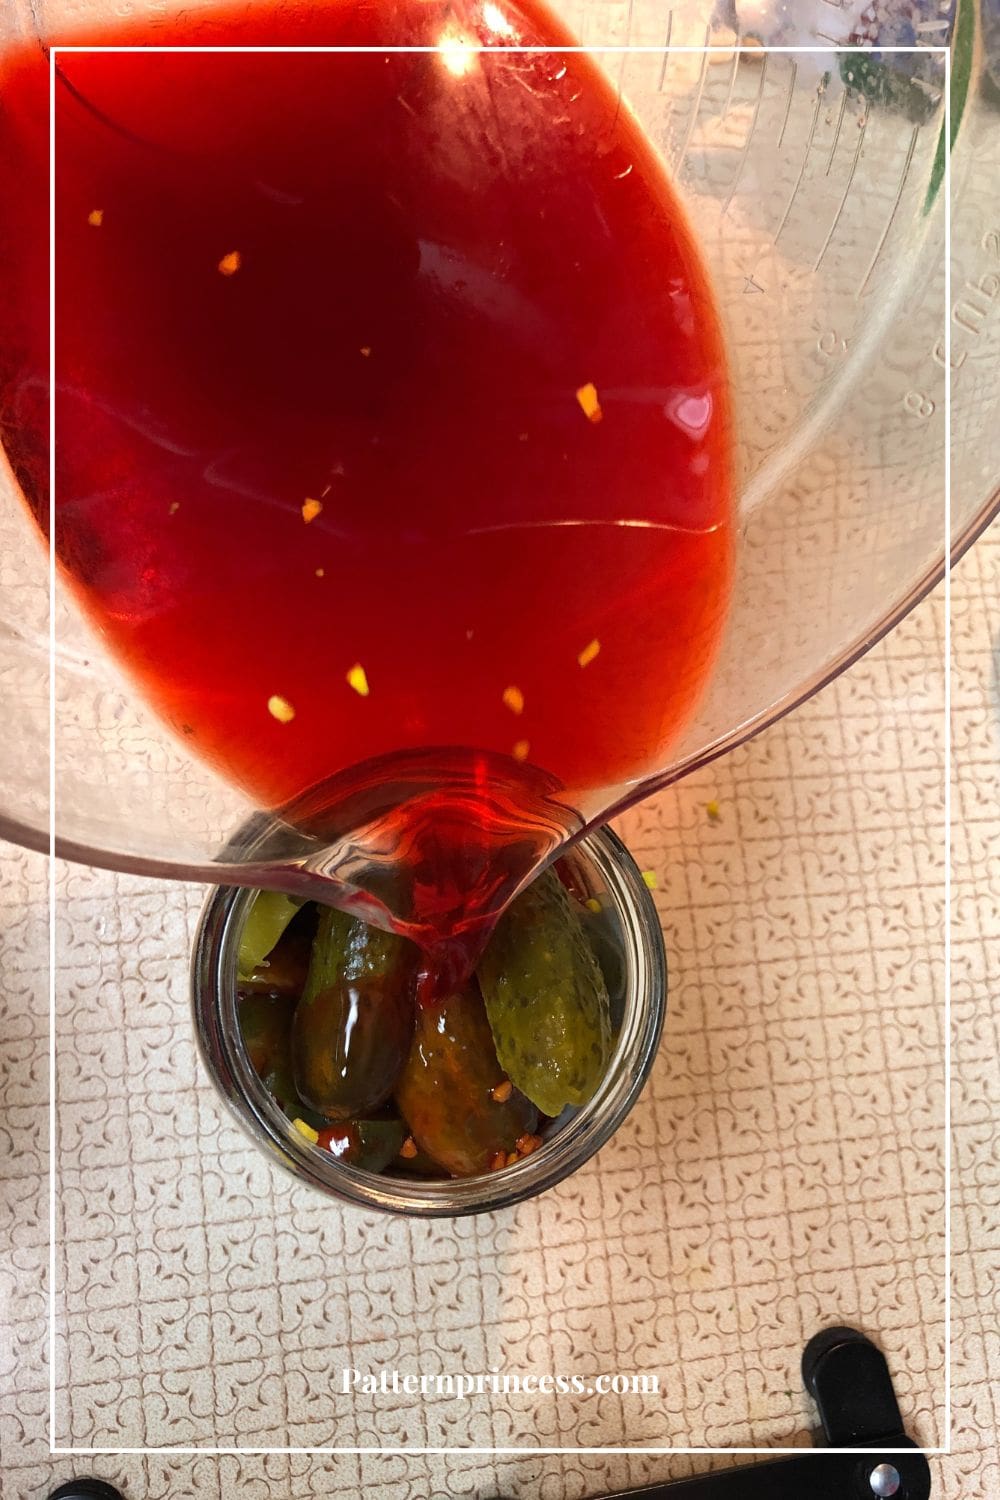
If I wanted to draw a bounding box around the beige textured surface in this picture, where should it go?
[0,524,996,1497]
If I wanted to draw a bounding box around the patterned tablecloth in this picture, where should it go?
[0,525,996,1498]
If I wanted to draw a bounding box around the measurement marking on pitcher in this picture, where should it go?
[675,25,711,172]
[825,88,848,173]
[776,59,797,149]
[814,102,870,271]
[903,389,935,419]
[858,124,919,296]
[656,11,674,93]
[723,52,769,216]
[774,87,822,245]
[720,43,741,120]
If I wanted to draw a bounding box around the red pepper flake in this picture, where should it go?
[400,1136,418,1160]
[490,1078,513,1103]
[516,1132,542,1157]
[488,1150,506,1172]
[217,250,242,276]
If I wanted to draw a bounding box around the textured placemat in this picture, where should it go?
[1,524,996,1497]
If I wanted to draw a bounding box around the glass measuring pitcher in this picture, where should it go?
[1,0,996,944]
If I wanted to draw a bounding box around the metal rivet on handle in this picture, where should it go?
[869,1463,902,1498]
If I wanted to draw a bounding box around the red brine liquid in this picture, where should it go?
[0,0,733,973]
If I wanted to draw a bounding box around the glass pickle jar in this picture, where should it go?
[191,826,666,1216]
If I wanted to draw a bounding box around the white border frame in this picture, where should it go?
[46,35,953,1458]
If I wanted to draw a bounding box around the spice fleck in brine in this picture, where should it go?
[268,694,296,724]
[575,381,603,423]
[346,664,370,698]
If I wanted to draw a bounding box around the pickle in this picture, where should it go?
[237,990,324,1129]
[299,905,354,1005]
[394,984,537,1177]
[238,991,292,1078]
[316,1118,406,1172]
[292,907,415,1120]
[836,53,939,126]
[240,929,311,997]
[237,890,305,981]
[477,870,612,1117]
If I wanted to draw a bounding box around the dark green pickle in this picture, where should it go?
[395,984,538,1177]
[238,991,292,1078]
[237,992,405,1163]
[316,1118,406,1173]
[237,990,324,1128]
[292,906,416,1121]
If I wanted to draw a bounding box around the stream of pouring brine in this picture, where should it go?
[0,0,734,990]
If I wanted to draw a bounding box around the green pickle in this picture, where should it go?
[240,929,311,997]
[237,890,305,981]
[395,984,538,1177]
[292,906,415,1121]
[477,870,612,1117]
[581,906,627,1034]
[239,991,292,1079]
